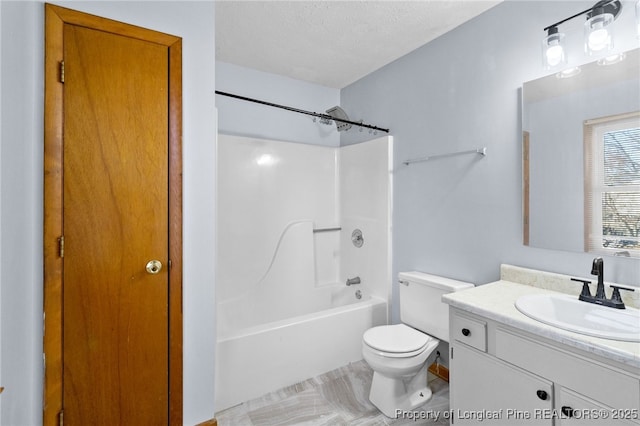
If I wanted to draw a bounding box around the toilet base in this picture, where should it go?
[369,363,432,418]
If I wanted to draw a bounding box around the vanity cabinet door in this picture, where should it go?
[557,387,639,426]
[451,343,553,425]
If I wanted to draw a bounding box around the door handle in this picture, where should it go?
[145,260,162,274]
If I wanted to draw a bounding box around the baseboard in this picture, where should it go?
[428,362,449,383]
[196,418,217,426]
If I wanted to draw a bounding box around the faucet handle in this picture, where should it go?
[610,285,635,293]
[571,278,592,300]
[609,285,635,300]
[610,285,635,309]
[610,287,623,304]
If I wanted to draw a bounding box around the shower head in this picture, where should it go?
[325,106,352,132]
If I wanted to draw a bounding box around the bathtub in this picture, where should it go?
[214,290,387,411]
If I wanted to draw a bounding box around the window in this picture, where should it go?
[584,112,640,257]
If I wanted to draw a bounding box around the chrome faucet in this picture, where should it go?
[346,276,361,286]
[571,257,634,309]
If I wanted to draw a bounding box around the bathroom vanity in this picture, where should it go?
[443,265,640,425]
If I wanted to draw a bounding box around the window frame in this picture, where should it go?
[584,111,640,258]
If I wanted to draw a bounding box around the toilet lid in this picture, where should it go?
[363,324,431,354]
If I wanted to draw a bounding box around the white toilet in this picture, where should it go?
[362,271,474,417]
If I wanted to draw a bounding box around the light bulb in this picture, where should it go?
[584,10,614,55]
[546,44,564,67]
[588,26,610,51]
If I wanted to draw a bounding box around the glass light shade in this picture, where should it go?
[584,11,614,55]
[597,52,626,66]
[542,29,566,70]
[555,66,582,79]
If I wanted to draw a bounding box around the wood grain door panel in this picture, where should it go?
[62,24,169,424]
[44,4,182,424]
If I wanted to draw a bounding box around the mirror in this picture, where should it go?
[522,47,640,256]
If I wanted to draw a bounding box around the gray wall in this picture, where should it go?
[340,1,640,323]
[217,61,341,146]
[1,3,44,423]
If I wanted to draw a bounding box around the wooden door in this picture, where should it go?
[44,5,183,425]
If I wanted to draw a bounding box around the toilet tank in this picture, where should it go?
[398,271,474,342]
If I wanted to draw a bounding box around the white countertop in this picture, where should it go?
[443,280,640,370]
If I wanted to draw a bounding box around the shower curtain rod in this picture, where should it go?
[215,90,390,133]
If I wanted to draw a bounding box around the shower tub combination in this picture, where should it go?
[215,287,387,410]
[215,134,392,411]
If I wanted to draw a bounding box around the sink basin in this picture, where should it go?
[515,293,640,342]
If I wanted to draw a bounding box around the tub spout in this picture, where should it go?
[346,277,361,286]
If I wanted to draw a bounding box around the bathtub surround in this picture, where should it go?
[340,138,394,305]
[216,136,341,332]
[215,134,392,410]
[216,134,392,330]
[216,360,450,426]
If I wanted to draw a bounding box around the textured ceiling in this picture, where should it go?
[216,1,502,88]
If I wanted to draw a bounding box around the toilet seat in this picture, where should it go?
[363,324,436,358]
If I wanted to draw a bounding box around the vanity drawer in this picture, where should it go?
[495,327,640,411]
[452,312,486,352]
[557,387,638,426]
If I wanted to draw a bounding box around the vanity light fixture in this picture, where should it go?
[542,0,622,69]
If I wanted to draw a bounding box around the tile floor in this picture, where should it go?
[216,360,450,425]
